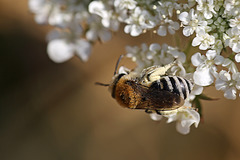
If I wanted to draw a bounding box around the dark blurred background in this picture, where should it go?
[0,1,240,160]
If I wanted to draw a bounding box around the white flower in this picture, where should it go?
[196,0,216,19]
[47,39,74,63]
[89,1,120,31]
[157,19,180,36]
[179,9,208,36]
[126,43,186,72]
[88,1,108,18]
[165,107,200,135]
[86,15,112,42]
[138,10,156,29]
[215,70,240,99]
[192,29,215,50]
[229,15,240,29]
[114,0,137,10]
[47,30,92,63]
[28,0,52,24]
[124,7,155,36]
[124,24,143,36]
[224,0,240,16]
[226,28,240,53]
[48,6,73,28]
[222,58,238,73]
[167,45,186,63]
[191,50,224,86]
[126,43,151,71]
[151,107,200,135]
[157,1,175,18]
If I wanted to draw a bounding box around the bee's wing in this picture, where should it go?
[132,82,184,111]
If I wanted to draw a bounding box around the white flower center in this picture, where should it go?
[189,19,198,28]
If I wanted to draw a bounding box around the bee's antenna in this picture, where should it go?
[114,55,124,75]
[95,82,110,87]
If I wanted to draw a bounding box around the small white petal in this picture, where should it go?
[193,68,214,86]
[224,87,237,100]
[214,55,224,65]
[88,1,107,18]
[222,58,231,67]
[118,66,130,74]
[157,26,167,36]
[170,51,186,63]
[192,37,202,46]
[191,85,204,95]
[47,39,74,63]
[149,43,161,51]
[150,113,163,121]
[99,29,112,42]
[166,113,178,123]
[191,52,204,67]
[168,108,200,135]
[235,53,240,63]
[206,50,217,60]
[236,81,240,90]
[215,79,227,91]
[178,12,188,23]
[219,70,231,81]
[29,0,44,12]
[75,40,92,62]
[86,29,98,41]
[176,121,191,135]
[232,44,240,53]
[199,43,209,50]
[130,25,142,36]
[232,72,240,81]
[183,26,193,36]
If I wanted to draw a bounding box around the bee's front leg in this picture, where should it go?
[155,110,162,115]
[145,109,153,114]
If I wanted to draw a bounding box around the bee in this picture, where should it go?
[96,55,193,115]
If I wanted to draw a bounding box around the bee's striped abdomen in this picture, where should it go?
[150,76,193,100]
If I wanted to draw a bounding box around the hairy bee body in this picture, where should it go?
[150,76,193,101]
[111,74,192,113]
[97,58,193,115]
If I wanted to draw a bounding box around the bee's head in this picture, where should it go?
[109,73,127,98]
[95,71,131,106]
[111,74,136,108]
[95,55,137,108]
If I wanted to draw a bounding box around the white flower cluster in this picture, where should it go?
[29,0,240,134]
[178,0,240,99]
[125,43,203,134]
[88,0,191,37]
[29,0,113,63]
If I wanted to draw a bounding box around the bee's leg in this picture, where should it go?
[148,61,176,82]
[145,109,153,114]
[155,110,162,115]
